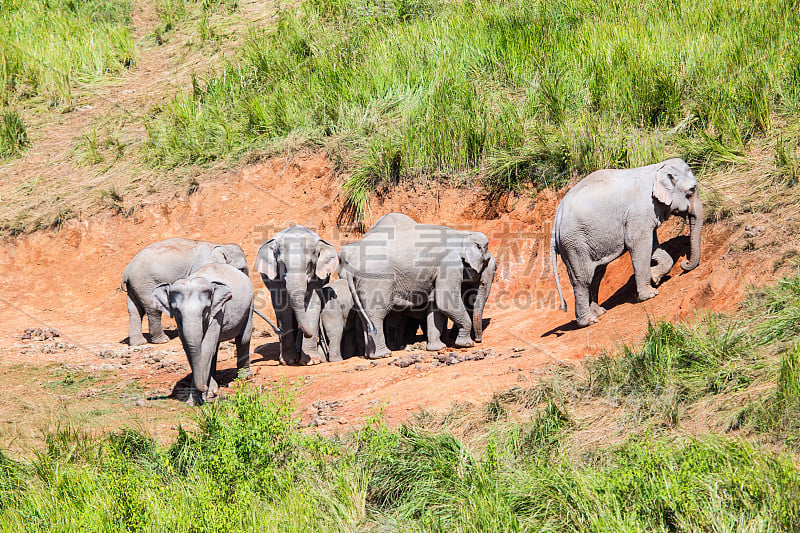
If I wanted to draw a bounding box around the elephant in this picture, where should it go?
[254,225,338,365]
[121,238,248,346]
[152,263,254,405]
[339,213,497,359]
[550,157,703,327]
[318,279,365,362]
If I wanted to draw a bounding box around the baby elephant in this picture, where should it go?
[152,263,254,405]
[122,238,248,346]
[318,279,364,362]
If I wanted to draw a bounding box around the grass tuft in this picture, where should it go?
[0,110,29,158]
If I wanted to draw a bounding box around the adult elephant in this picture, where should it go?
[551,158,703,327]
[254,225,338,365]
[339,213,496,359]
[121,238,248,346]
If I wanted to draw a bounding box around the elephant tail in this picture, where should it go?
[343,268,376,335]
[551,217,567,313]
[253,308,283,336]
[120,272,129,293]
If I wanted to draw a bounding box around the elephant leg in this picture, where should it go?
[299,290,322,365]
[366,308,391,359]
[146,309,169,344]
[628,234,659,301]
[589,264,607,317]
[235,307,253,378]
[650,232,674,286]
[435,275,473,348]
[276,309,300,365]
[126,295,147,346]
[383,311,402,351]
[563,250,596,327]
[322,313,344,362]
[426,307,446,351]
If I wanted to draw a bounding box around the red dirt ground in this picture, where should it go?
[0,154,786,434]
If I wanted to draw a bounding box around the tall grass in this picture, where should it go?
[587,317,758,426]
[1,380,799,531]
[0,110,28,158]
[0,0,134,105]
[146,0,800,220]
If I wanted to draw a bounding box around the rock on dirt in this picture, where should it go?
[20,340,76,355]
[308,399,344,426]
[391,352,427,368]
[76,388,101,399]
[20,328,60,341]
[404,341,427,352]
[433,348,494,366]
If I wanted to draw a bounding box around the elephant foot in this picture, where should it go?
[186,391,203,406]
[128,335,147,346]
[327,354,343,363]
[636,287,658,302]
[279,353,300,366]
[426,340,446,352]
[651,271,670,286]
[454,335,474,349]
[576,315,599,328]
[368,347,392,360]
[301,356,322,366]
[149,333,169,344]
[207,377,219,397]
[590,304,606,317]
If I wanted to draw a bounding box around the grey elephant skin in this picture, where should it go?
[318,279,365,362]
[551,158,703,327]
[339,213,497,359]
[152,263,254,405]
[121,238,248,346]
[254,225,338,365]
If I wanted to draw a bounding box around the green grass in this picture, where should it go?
[0,0,134,106]
[0,110,28,158]
[584,262,800,436]
[2,379,800,532]
[144,0,800,221]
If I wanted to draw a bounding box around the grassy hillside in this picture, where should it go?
[0,0,134,105]
[0,0,135,159]
[144,0,800,219]
[1,264,800,531]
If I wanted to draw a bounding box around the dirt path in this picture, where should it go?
[0,154,789,441]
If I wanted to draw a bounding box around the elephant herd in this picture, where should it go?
[121,158,703,404]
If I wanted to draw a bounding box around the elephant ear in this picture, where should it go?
[210,246,228,265]
[653,163,676,206]
[315,239,339,280]
[152,283,173,318]
[462,238,484,273]
[210,282,233,318]
[254,240,279,280]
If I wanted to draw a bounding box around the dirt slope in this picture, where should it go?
[0,154,788,435]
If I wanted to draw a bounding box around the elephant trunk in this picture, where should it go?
[286,273,314,338]
[681,193,704,272]
[181,319,210,394]
[472,256,496,343]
